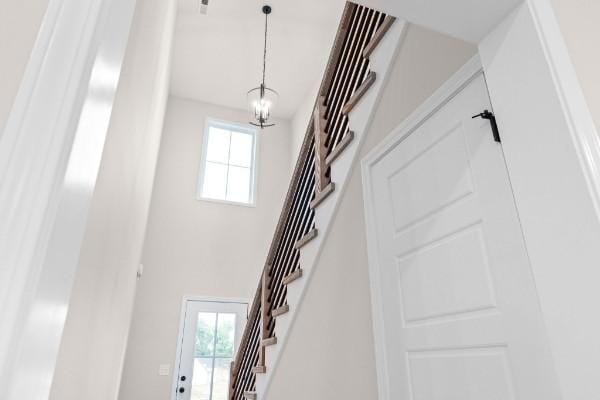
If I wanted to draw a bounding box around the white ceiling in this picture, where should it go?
[171,0,346,119]
[356,0,522,43]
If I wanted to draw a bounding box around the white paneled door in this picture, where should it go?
[364,74,560,399]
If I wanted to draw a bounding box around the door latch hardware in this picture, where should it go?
[472,110,501,143]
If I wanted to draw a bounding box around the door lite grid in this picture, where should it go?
[176,301,246,400]
[192,312,235,400]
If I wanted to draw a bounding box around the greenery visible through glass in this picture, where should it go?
[195,313,216,357]
[215,313,235,357]
[191,312,237,400]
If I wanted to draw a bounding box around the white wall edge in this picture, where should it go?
[527,0,600,220]
[360,56,483,400]
[478,2,600,397]
[0,0,138,398]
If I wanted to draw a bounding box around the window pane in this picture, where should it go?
[215,313,236,357]
[206,127,231,163]
[226,166,250,203]
[191,358,213,400]
[229,131,253,167]
[195,313,216,357]
[202,162,227,200]
[211,358,233,400]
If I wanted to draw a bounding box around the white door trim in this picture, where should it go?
[477,3,600,397]
[170,296,249,400]
[0,0,137,398]
[361,56,483,168]
[361,56,484,400]
[527,0,600,220]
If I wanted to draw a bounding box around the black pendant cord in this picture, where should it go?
[249,5,274,129]
[262,9,268,88]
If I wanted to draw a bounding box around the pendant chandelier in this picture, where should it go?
[248,5,278,129]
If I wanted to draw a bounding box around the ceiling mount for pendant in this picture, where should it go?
[247,4,278,129]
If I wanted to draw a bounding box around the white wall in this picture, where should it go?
[0,0,49,133]
[288,9,340,170]
[264,24,476,400]
[48,0,177,399]
[290,81,320,169]
[549,0,600,133]
[118,97,292,400]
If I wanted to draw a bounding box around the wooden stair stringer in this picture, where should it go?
[254,19,407,400]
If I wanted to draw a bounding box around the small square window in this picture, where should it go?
[197,119,257,206]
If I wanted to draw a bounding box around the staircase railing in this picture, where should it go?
[229,3,393,399]
[230,280,261,400]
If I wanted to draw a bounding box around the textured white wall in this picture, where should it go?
[49,0,177,399]
[117,97,292,400]
[549,0,600,133]
[290,81,319,170]
[263,24,476,400]
[0,0,49,134]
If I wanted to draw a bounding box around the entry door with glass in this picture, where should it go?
[175,300,247,400]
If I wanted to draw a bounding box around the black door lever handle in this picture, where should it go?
[472,109,501,143]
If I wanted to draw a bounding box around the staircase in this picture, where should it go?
[229,4,404,400]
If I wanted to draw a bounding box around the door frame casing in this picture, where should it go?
[171,296,249,400]
[479,2,600,398]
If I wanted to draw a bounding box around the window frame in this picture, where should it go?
[196,118,259,207]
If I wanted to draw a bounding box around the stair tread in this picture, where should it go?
[282,268,303,285]
[310,182,335,209]
[294,229,318,250]
[272,304,290,318]
[262,336,277,346]
[342,71,377,115]
[363,16,396,58]
[326,131,354,166]
[251,365,266,374]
